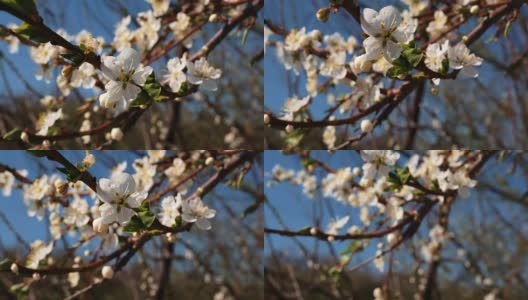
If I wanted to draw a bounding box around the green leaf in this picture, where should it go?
[402,46,423,67]
[123,215,145,232]
[130,90,150,108]
[137,202,155,228]
[144,73,161,98]
[56,166,82,182]
[60,52,86,68]
[284,129,305,147]
[340,241,364,255]
[387,167,411,190]
[0,258,13,270]
[241,27,249,45]
[9,282,29,298]
[3,127,22,141]
[15,22,48,43]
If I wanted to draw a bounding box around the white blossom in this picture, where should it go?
[186,57,222,91]
[158,194,183,227]
[95,173,148,225]
[361,6,415,61]
[181,197,216,230]
[447,43,483,78]
[99,48,153,112]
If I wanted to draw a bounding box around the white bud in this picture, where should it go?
[263,113,270,125]
[327,235,335,242]
[470,5,479,15]
[352,167,361,177]
[310,227,317,235]
[74,256,82,264]
[32,273,41,280]
[360,119,373,133]
[20,131,29,143]
[42,140,51,148]
[209,14,218,22]
[285,124,294,133]
[110,128,123,141]
[205,157,214,166]
[10,263,19,274]
[101,266,114,279]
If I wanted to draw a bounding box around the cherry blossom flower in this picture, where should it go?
[326,216,349,235]
[186,57,222,91]
[360,150,400,180]
[146,0,170,16]
[36,108,63,136]
[181,197,216,230]
[158,194,183,227]
[280,96,310,121]
[99,48,153,112]
[95,173,148,225]
[26,240,54,269]
[165,56,187,93]
[63,196,90,227]
[361,6,415,61]
[447,42,483,78]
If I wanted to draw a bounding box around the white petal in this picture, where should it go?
[363,36,383,60]
[196,218,211,230]
[117,48,140,72]
[383,40,402,62]
[378,6,401,30]
[361,8,381,36]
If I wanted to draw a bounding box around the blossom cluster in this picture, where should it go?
[266,1,489,148]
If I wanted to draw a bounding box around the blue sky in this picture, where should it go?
[264,151,528,274]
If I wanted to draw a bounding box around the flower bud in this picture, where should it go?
[263,113,270,125]
[316,7,330,22]
[42,140,51,148]
[327,235,335,242]
[101,266,114,279]
[360,119,373,133]
[10,263,19,274]
[310,227,317,235]
[209,14,219,22]
[205,157,214,166]
[352,167,361,177]
[20,131,29,143]
[110,128,123,141]
[32,273,41,280]
[470,5,479,15]
[285,124,294,133]
[83,150,96,168]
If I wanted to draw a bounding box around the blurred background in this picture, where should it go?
[0,150,263,299]
[265,150,528,299]
[264,0,528,149]
[0,0,264,149]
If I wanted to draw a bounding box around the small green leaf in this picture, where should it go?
[15,22,48,43]
[402,46,423,67]
[56,166,82,182]
[130,90,150,108]
[284,129,305,147]
[0,258,13,270]
[3,127,22,141]
[123,215,145,232]
[241,27,249,45]
[137,202,155,228]
[340,241,364,255]
[144,73,161,98]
